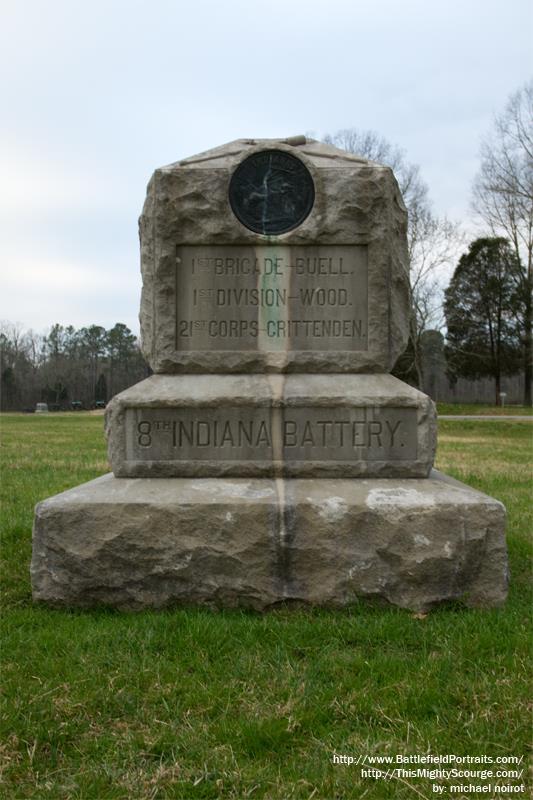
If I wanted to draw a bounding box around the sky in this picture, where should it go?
[1,0,531,335]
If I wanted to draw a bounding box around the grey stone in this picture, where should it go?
[139,138,410,374]
[31,470,508,612]
[105,373,436,478]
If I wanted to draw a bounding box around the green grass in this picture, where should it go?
[1,413,531,799]
[437,402,533,415]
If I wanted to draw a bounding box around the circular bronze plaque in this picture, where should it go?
[229,149,314,235]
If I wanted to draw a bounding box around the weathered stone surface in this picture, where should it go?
[31,471,508,612]
[105,374,436,478]
[139,138,410,374]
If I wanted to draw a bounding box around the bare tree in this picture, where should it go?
[0,320,44,409]
[0,320,26,358]
[323,129,462,387]
[324,128,429,225]
[472,81,533,405]
[408,209,462,379]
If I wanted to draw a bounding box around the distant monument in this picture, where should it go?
[31,138,508,610]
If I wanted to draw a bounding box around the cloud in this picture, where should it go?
[0,140,126,217]
[0,141,142,331]
[0,249,141,332]
[2,254,130,293]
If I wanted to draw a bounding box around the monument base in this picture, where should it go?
[31,471,508,612]
[105,373,436,479]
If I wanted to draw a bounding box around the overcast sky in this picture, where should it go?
[1,0,531,335]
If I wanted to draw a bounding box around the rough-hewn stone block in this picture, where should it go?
[31,471,508,612]
[139,138,410,374]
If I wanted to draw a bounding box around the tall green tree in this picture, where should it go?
[444,238,522,404]
[106,323,138,396]
[78,325,107,404]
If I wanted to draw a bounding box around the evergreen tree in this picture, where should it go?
[444,238,522,403]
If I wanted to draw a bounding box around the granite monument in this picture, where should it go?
[31,137,508,611]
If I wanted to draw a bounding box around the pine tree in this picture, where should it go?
[444,237,523,404]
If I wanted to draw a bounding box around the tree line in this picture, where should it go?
[0,322,149,411]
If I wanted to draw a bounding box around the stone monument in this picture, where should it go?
[31,137,509,611]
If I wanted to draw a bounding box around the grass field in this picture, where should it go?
[1,413,531,799]
[436,403,533,416]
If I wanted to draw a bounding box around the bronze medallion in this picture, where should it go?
[229,149,314,235]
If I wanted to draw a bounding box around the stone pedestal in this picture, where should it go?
[31,471,508,612]
[105,374,436,478]
[31,137,508,611]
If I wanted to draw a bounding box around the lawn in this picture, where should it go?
[0,413,531,799]
[436,402,532,416]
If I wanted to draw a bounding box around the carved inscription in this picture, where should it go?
[125,407,416,463]
[175,245,368,352]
